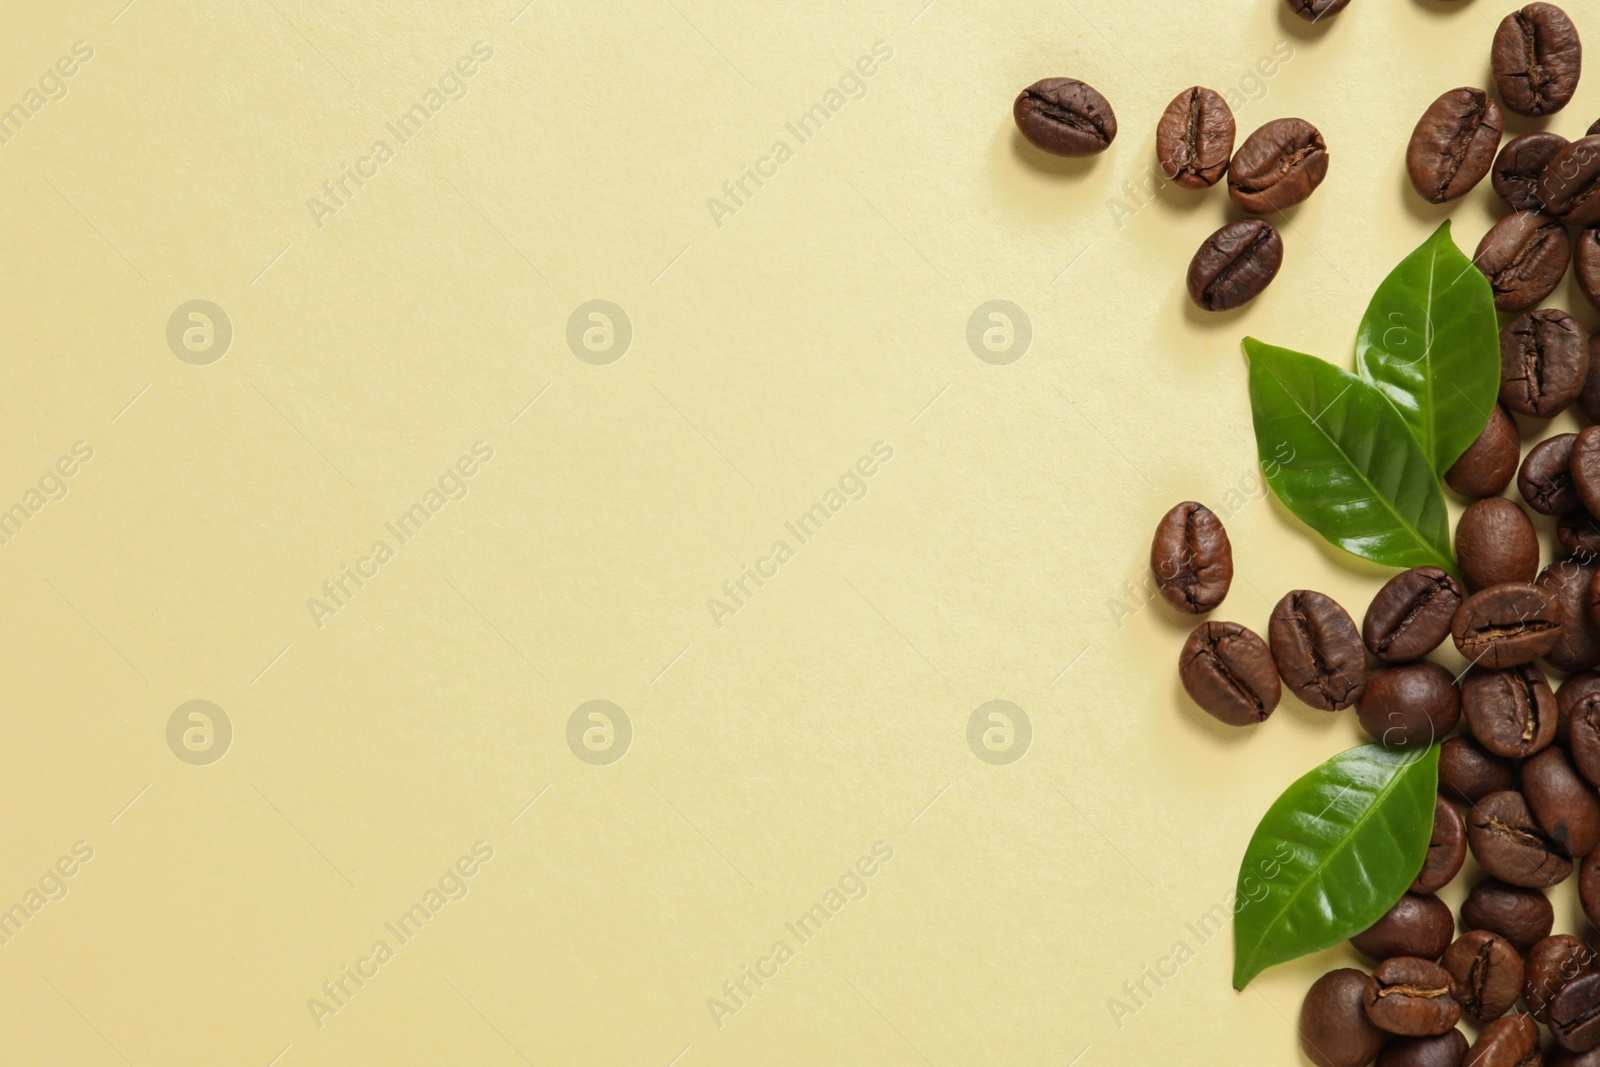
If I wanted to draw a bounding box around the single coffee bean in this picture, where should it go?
[1495,131,1570,210]
[1446,404,1520,499]
[1586,335,1600,419]
[1441,930,1524,1021]
[1287,0,1352,21]
[1377,1031,1468,1067]
[1559,672,1600,741]
[1477,211,1573,313]
[1577,227,1600,312]
[1364,957,1461,1036]
[1466,1013,1542,1067]
[1151,501,1232,613]
[1269,589,1367,710]
[1501,307,1589,416]
[1563,512,1600,560]
[1466,790,1573,888]
[1493,3,1584,117]
[1540,559,1600,672]
[1552,971,1600,1052]
[1524,746,1600,857]
[1561,677,1600,786]
[1352,893,1456,962]
[1440,736,1516,806]
[1463,663,1557,758]
[1521,434,1583,516]
[1228,118,1328,213]
[1156,86,1234,189]
[1413,797,1467,894]
[1365,567,1464,662]
[1552,1048,1600,1066]
[1453,583,1563,669]
[1013,78,1117,157]
[1179,621,1280,726]
[1463,878,1555,952]
[1302,968,1389,1067]
[1574,428,1600,520]
[1359,662,1461,748]
[1528,935,1597,1023]
[1539,135,1600,226]
[1457,498,1540,592]
[1407,88,1504,203]
[1581,849,1600,930]
[1186,219,1283,311]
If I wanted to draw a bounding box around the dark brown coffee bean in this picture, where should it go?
[1521,434,1583,516]
[1360,662,1461,748]
[1186,219,1283,311]
[1466,790,1573,888]
[1440,736,1516,806]
[1562,675,1600,786]
[1377,1031,1468,1067]
[1156,86,1234,189]
[1493,3,1584,117]
[1151,501,1232,613]
[1463,663,1558,758]
[1527,935,1597,1023]
[1013,78,1117,157]
[1287,0,1352,20]
[1365,567,1464,662]
[1441,930,1524,1021]
[1414,797,1467,894]
[1447,404,1521,499]
[1563,513,1600,560]
[1364,957,1461,1036]
[1179,621,1280,726]
[1353,893,1456,962]
[1550,1048,1600,1067]
[1524,745,1600,857]
[1495,131,1570,210]
[1581,848,1600,930]
[1540,558,1600,672]
[1229,118,1328,213]
[1552,971,1600,1052]
[1302,968,1389,1067]
[1453,583,1563,669]
[1466,1013,1542,1066]
[1540,135,1600,226]
[1559,672,1600,739]
[1477,211,1573,314]
[1458,498,1540,592]
[1463,878,1554,952]
[1501,307,1589,416]
[1270,589,1367,710]
[1407,88,1505,203]
[1574,428,1600,521]
[1577,227,1600,312]
[1587,335,1600,419]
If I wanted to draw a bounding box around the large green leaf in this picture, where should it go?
[1246,339,1455,573]
[1355,221,1500,476]
[1233,743,1439,990]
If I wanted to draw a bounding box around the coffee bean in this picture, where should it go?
[1287,0,1352,21]
[1477,211,1573,313]
[1462,663,1557,758]
[1446,404,1521,499]
[1156,86,1235,189]
[1573,428,1600,521]
[1577,227,1600,311]
[1440,930,1524,1021]
[1377,1031,1468,1067]
[1269,589,1367,710]
[1407,88,1504,203]
[1229,118,1329,213]
[1463,877,1555,952]
[1365,567,1464,662]
[1186,219,1284,311]
[1457,498,1540,592]
[1527,935,1596,1023]
[1302,968,1389,1067]
[1539,558,1600,672]
[1581,848,1600,930]
[1524,745,1600,858]
[1013,78,1117,157]
[1151,502,1233,613]
[1552,971,1600,1052]
[1352,893,1456,962]
[1493,3,1584,117]
[1495,131,1570,210]
[1359,662,1461,748]
[1539,135,1600,226]
[1562,512,1600,560]
[1521,433,1583,516]
[1585,336,1600,420]
[1413,797,1467,894]
[1501,307,1589,415]
[1453,583,1563,669]
[1364,957,1461,1036]
[1561,675,1600,786]
[1179,621,1280,726]
[1466,1013,1542,1067]
[1550,1048,1600,1067]
[1440,736,1516,806]
[1466,790,1573,888]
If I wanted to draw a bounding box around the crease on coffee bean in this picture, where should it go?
[1201,227,1278,307]
[1433,94,1491,200]
[1023,91,1107,140]
[1191,632,1268,718]
[1374,578,1452,654]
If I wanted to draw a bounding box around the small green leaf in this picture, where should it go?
[1355,221,1500,476]
[1233,743,1439,990]
[1246,339,1455,573]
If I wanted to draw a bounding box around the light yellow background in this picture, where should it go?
[2,0,1597,1063]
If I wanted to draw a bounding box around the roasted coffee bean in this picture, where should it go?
[1581,849,1600,930]
[1447,404,1520,499]
[1527,935,1597,1023]
[1565,513,1600,561]
[1364,957,1461,1036]
[1359,662,1461,748]
[1463,663,1557,758]
[1477,211,1573,313]
[1561,675,1600,786]
[1228,118,1328,213]
[1539,558,1600,672]
[1551,1048,1600,1066]
[1377,1031,1468,1067]
[1551,971,1600,1052]
[1588,335,1600,419]
[1574,429,1600,521]
[1578,227,1600,312]
[1457,498,1540,592]
[1186,219,1283,311]
[1352,893,1456,962]
[1302,968,1390,1067]
[1414,797,1467,894]
[1441,930,1524,1021]
[1287,0,1352,20]
[1407,88,1504,203]
[1466,790,1573,888]
[1463,878,1555,952]
[1540,136,1600,226]
[1440,736,1516,806]
[1156,86,1234,189]
[1524,745,1600,857]
[1365,567,1464,662]
[1452,583,1563,669]
[1179,621,1280,726]
[1493,3,1584,117]
[1501,307,1589,416]
[1013,78,1117,156]
[1495,131,1570,210]
[1151,502,1232,613]
[1269,589,1367,710]
[1559,672,1600,738]
[1466,1013,1542,1067]
[1521,434,1583,516]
